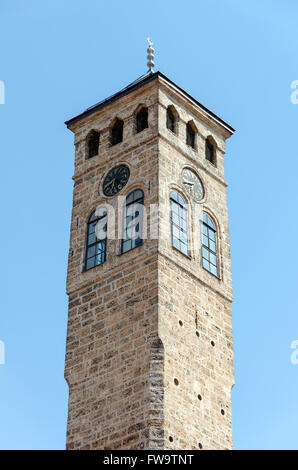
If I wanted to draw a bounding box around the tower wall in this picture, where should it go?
[65,82,164,450]
[64,75,234,450]
[157,84,234,449]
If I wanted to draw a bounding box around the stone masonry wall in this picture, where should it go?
[64,75,234,450]
[157,83,234,449]
[65,82,164,449]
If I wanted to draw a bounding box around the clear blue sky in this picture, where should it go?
[0,0,298,450]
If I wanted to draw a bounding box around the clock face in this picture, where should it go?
[102,165,130,197]
[181,168,204,202]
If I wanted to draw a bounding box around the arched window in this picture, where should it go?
[136,107,148,133]
[85,209,107,270]
[186,122,196,148]
[201,212,218,276]
[170,191,188,255]
[121,189,144,254]
[111,118,123,146]
[87,130,100,158]
[166,106,176,133]
[205,137,216,165]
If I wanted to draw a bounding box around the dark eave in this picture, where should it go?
[65,71,235,134]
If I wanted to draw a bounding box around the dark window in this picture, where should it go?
[111,119,123,145]
[121,189,144,254]
[186,123,195,148]
[136,107,148,133]
[85,209,107,270]
[167,107,176,133]
[201,212,218,277]
[206,139,216,165]
[87,131,100,158]
[170,191,188,256]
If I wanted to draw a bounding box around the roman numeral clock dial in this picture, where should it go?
[182,168,204,202]
[103,165,130,197]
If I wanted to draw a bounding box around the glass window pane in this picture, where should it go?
[134,237,142,248]
[170,191,179,204]
[122,240,131,253]
[173,226,180,239]
[177,194,185,206]
[133,189,143,201]
[209,240,216,253]
[181,231,187,244]
[172,237,180,250]
[202,258,209,270]
[88,212,97,223]
[171,201,179,214]
[88,233,97,245]
[180,243,188,255]
[209,229,215,241]
[208,217,215,230]
[210,253,217,265]
[126,192,134,204]
[87,246,96,258]
[202,235,209,247]
[171,193,188,255]
[181,208,187,221]
[96,252,105,265]
[210,264,218,276]
[122,189,144,253]
[86,257,95,270]
[85,210,108,270]
[202,247,209,260]
[172,212,179,225]
[96,241,105,254]
[181,219,187,231]
[88,222,96,234]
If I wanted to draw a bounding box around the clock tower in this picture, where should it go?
[64,44,235,450]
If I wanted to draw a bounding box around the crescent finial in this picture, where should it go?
[146,37,155,73]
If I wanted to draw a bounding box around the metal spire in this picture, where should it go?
[147,38,155,73]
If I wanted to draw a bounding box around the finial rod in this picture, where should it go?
[147,37,155,73]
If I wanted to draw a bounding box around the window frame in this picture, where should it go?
[200,212,219,277]
[84,209,107,271]
[121,189,145,254]
[170,191,189,257]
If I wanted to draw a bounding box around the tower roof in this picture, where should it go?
[65,71,235,135]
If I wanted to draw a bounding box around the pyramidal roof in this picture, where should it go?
[65,70,234,134]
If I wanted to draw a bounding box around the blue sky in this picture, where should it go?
[0,0,298,450]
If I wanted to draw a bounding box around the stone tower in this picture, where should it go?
[64,68,235,450]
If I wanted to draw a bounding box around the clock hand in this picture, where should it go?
[183,181,194,186]
[104,178,115,189]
